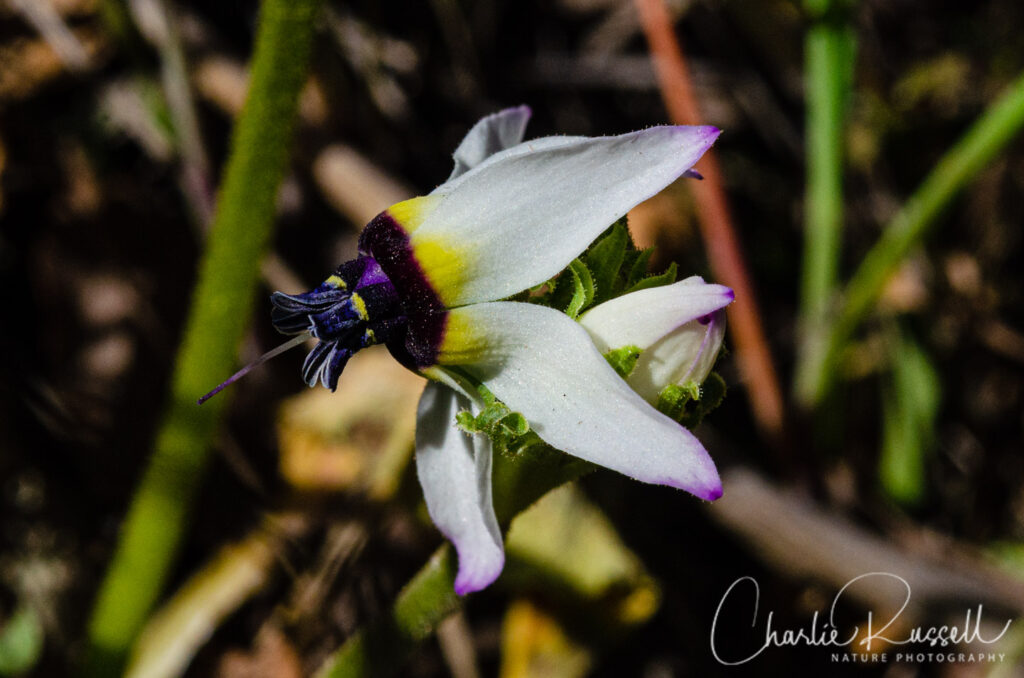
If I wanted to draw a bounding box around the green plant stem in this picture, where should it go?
[81,0,323,675]
[314,445,594,678]
[796,69,1024,407]
[798,9,855,374]
[878,325,940,505]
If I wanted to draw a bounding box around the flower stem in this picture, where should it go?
[80,0,323,675]
[313,445,594,678]
[795,69,1024,406]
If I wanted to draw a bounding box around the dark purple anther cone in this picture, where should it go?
[270,254,406,390]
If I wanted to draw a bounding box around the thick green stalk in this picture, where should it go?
[798,9,855,377]
[314,445,594,678]
[796,69,1024,406]
[82,0,323,675]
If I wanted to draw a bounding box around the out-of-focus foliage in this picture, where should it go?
[879,328,941,505]
[0,607,42,676]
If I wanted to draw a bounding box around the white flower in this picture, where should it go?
[263,106,729,594]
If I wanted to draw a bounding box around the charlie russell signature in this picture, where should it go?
[710,573,1013,666]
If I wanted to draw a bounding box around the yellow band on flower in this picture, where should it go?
[382,195,474,307]
[386,195,438,233]
[435,307,489,365]
[410,235,472,308]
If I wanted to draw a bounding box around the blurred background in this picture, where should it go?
[1,0,1023,676]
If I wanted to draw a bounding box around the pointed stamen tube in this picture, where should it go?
[197,333,309,404]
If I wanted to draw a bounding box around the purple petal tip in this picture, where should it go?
[726,288,735,301]
[454,573,494,596]
[499,104,531,122]
[452,550,505,596]
[691,125,722,155]
[703,484,724,501]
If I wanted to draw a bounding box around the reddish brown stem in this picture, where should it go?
[634,0,785,440]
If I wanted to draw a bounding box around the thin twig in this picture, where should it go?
[192,55,415,225]
[711,468,1024,619]
[634,0,786,441]
[312,145,413,225]
[437,611,482,678]
[123,515,311,678]
[9,0,90,71]
[128,0,215,226]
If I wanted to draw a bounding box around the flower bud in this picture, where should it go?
[579,276,732,405]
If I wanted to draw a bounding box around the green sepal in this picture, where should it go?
[624,248,655,290]
[689,372,727,425]
[656,372,727,428]
[624,261,678,295]
[565,259,596,319]
[550,258,596,319]
[474,380,497,406]
[528,215,681,314]
[585,220,628,305]
[510,278,556,304]
[475,401,511,430]
[498,411,530,437]
[656,383,697,421]
[455,410,476,432]
[603,345,642,379]
[455,395,542,459]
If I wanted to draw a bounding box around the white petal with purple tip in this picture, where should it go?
[437,301,723,501]
[416,126,721,306]
[415,381,504,595]
[578,276,733,353]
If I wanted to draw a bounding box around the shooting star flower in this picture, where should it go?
[202,106,729,594]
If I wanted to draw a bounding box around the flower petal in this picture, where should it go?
[413,125,721,307]
[631,309,728,403]
[434,135,587,196]
[579,278,732,402]
[415,381,504,594]
[578,276,734,353]
[448,106,532,181]
[435,301,722,500]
